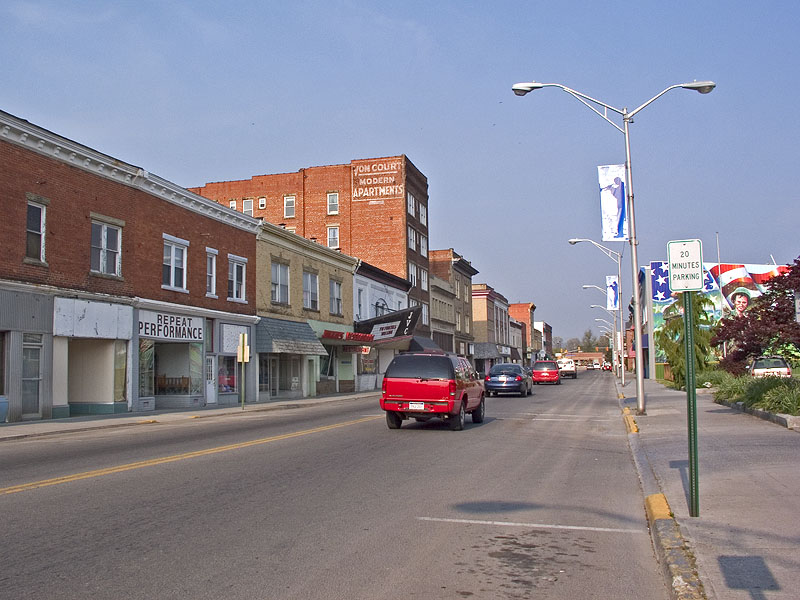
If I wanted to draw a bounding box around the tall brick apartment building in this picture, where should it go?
[190,155,431,335]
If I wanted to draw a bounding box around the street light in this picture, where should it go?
[517,80,715,414]
[574,239,624,386]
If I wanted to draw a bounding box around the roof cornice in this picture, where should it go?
[0,109,260,234]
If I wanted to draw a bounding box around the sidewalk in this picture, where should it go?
[622,379,800,600]
[0,391,380,442]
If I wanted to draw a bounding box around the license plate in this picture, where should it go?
[409,402,425,411]
[499,376,508,381]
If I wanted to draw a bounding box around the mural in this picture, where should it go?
[649,261,790,362]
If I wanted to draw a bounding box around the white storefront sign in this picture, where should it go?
[138,309,203,341]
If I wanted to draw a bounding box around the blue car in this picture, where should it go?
[484,363,532,397]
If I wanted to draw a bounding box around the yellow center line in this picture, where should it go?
[1,415,380,496]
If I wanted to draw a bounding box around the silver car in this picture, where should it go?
[484,363,532,397]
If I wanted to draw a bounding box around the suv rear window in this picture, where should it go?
[489,364,522,376]
[753,357,788,369]
[533,361,558,370]
[385,354,455,380]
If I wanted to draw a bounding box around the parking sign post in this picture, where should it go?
[668,239,703,517]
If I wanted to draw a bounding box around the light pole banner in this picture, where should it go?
[606,275,619,311]
[598,164,628,241]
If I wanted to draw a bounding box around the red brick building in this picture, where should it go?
[509,302,537,366]
[189,155,431,334]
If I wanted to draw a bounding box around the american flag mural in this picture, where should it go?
[649,261,790,362]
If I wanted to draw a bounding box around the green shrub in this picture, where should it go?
[696,370,732,388]
[714,375,800,416]
[753,379,800,416]
[714,375,750,401]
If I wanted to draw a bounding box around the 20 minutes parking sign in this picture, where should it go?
[667,239,704,292]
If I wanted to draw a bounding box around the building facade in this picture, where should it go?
[189,155,432,335]
[534,321,554,359]
[0,109,260,422]
[509,302,537,366]
[429,273,456,353]
[428,248,478,362]
[471,283,511,374]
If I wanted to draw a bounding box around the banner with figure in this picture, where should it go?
[598,164,628,241]
[606,275,619,311]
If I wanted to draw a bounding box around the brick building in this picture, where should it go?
[509,302,537,366]
[189,155,432,335]
[471,283,511,374]
[429,248,479,362]
[0,109,261,421]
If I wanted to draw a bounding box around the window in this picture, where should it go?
[327,226,339,249]
[26,200,46,262]
[0,332,5,394]
[206,248,217,297]
[229,200,237,210]
[258,197,266,209]
[218,355,237,393]
[455,277,461,299]
[407,191,415,216]
[408,262,417,287]
[419,203,427,226]
[357,288,364,319]
[329,279,343,316]
[271,261,289,304]
[242,198,253,216]
[327,192,339,215]
[22,333,42,414]
[420,235,428,258]
[162,234,189,291]
[422,302,429,326]
[90,221,121,276]
[457,311,462,332]
[303,271,319,310]
[407,226,416,250]
[227,254,247,302]
[420,268,428,291]
[284,195,295,218]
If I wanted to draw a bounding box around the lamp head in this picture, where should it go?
[512,82,545,96]
[568,238,581,245]
[681,80,716,94]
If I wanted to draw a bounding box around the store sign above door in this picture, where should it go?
[138,310,203,341]
[322,330,374,342]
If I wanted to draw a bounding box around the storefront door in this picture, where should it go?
[269,357,279,396]
[205,355,217,404]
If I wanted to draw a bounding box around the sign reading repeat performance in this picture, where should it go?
[138,309,203,341]
[667,239,704,292]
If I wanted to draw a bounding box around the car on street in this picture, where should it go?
[592,360,601,370]
[380,352,485,430]
[532,360,561,385]
[747,356,792,378]
[602,361,612,372]
[484,363,532,397]
[557,358,578,379]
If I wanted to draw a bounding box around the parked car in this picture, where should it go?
[484,363,532,397]
[557,358,577,379]
[747,356,792,378]
[532,360,561,385]
[380,352,485,430]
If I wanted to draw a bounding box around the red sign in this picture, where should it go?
[322,330,374,342]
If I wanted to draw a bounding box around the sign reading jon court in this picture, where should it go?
[138,309,203,341]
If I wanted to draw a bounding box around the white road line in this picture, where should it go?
[417,516,646,534]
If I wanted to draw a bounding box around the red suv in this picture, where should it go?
[380,353,485,430]
[532,360,561,385]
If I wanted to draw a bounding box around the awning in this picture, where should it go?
[510,348,522,361]
[256,317,328,355]
[372,335,443,352]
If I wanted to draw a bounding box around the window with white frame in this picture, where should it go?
[26,198,47,263]
[419,203,427,226]
[162,234,189,291]
[329,279,343,316]
[242,198,253,216]
[420,268,428,291]
[422,302,429,326]
[357,288,364,319]
[455,276,461,299]
[327,226,339,249]
[227,254,247,301]
[271,261,289,304]
[90,219,121,276]
[229,200,237,210]
[327,192,339,215]
[206,248,217,297]
[407,191,416,216]
[22,333,43,414]
[284,195,295,218]
[456,311,462,332]
[408,262,417,287]
[303,271,319,310]
[407,225,416,250]
[258,197,266,209]
[420,234,428,257]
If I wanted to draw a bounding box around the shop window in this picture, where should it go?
[271,261,289,304]
[218,355,237,393]
[189,343,203,395]
[26,199,47,263]
[138,339,155,397]
[91,220,121,276]
[22,334,42,414]
[162,234,189,291]
[114,340,127,402]
[227,254,247,302]
[303,271,319,310]
[329,279,343,316]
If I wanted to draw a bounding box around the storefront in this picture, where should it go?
[135,302,258,410]
[255,316,327,400]
[308,320,374,395]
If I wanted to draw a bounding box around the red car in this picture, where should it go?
[532,360,561,385]
[380,353,485,431]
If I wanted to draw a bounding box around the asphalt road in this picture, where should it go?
[0,370,668,599]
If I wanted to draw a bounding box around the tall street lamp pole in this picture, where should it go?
[515,80,715,414]
[584,284,623,385]
[572,238,623,386]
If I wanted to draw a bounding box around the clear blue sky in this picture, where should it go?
[3,1,798,342]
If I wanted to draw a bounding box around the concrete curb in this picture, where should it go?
[714,397,800,431]
[616,378,706,600]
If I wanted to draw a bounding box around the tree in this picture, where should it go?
[566,338,581,351]
[712,256,800,373]
[552,336,564,352]
[580,329,597,352]
[655,291,715,389]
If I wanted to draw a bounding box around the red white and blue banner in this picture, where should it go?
[598,164,628,242]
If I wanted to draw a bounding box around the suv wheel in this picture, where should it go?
[471,397,485,424]
[449,402,466,431]
[386,411,402,429]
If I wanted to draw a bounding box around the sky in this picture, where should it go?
[3,1,798,342]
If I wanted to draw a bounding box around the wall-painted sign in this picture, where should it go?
[138,310,203,341]
[352,159,404,202]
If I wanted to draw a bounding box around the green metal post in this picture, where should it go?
[683,292,699,516]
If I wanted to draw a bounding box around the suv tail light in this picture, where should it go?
[448,380,457,397]
[382,378,387,394]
